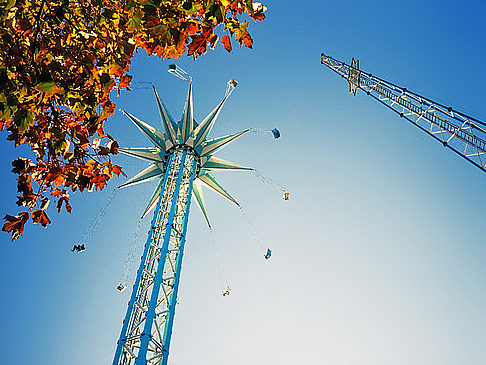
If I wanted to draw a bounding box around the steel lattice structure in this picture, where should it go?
[321,53,486,174]
[113,80,251,365]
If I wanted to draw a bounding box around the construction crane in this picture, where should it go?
[320,53,486,174]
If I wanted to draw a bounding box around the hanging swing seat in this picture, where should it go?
[222,287,231,297]
[264,248,272,260]
[283,190,290,200]
[71,243,86,252]
[271,128,281,139]
[117,284,127,292]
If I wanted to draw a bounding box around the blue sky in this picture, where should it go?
[1,1,485,364]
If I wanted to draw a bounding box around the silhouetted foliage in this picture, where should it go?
[0,0,266,239]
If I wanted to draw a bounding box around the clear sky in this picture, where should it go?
[1,1,485,364]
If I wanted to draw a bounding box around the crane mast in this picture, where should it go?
[320,53,486,174]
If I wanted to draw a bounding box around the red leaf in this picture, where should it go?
[221,35,232,52]
[32,209,51,227]
[57,196,72,213]
[2,212,29,240]
[91,174,108,190]
[112,165,126,176]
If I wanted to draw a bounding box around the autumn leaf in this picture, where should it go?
[35,82,59,97]
[50,189,63,197]
[112,165,126,176]
[57,196,72,213]
[31,209,51,227]
[13,109,34,132]
[118,74,133,90]
[221,35,232,52]
[11,158,31,174]
[92,174,108,190]
[2,212,29,240]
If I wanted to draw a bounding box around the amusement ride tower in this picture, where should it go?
[112,78,250,365]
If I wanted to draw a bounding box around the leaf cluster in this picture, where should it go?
[0,0,266,240]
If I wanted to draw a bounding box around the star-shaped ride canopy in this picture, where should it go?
[119,82,251,227]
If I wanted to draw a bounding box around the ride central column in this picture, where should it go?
[114,147,198,365]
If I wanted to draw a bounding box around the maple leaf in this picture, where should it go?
[112,165,126,176]
[2,212,29,240]
[91,174,109,190]
[11,158,31,174]
[118,74,132,90]
[31,209,51,227]
[13,109,34,132]
[35,82,59,97]
[187,32,210,58]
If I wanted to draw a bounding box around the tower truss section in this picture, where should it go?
[321,53,486,174]
[113,79,251,365]
[113,147,197,364]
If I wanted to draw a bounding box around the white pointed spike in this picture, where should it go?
[152,86,177,143]
[119,147,163,163]
[201,156,252,171]
[140,178,164,219]
[197,173,239,206]
[193,96,227,147]
[181,80,194,142]
[118,164,163,189]
[121,110,167,150]
[192,182,211,228]
[200,130,249,157]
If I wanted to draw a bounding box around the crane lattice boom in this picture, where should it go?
[321,53,486,174]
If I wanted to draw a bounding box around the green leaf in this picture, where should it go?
[35,81,58,96]
[13,109,34,132]
[127,8,143,31]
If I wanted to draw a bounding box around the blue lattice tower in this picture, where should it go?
[113,80,251,365]
[321,53,486,174]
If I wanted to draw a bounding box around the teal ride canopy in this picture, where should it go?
[119,81,252,226]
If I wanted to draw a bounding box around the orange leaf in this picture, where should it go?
[221,35,232,52]
[50,189,63,197]
[112,165,126,176]
[243,33,253,48]
[91,174,108,190]
[118,74,132,89]
[54,174,66,187]
[32,209,51,227]
[186,22,199,35]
